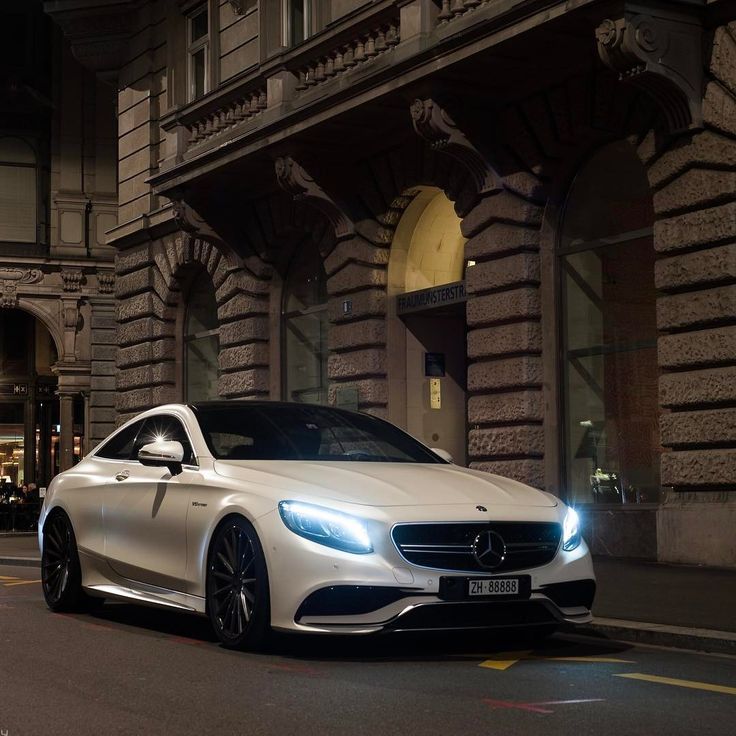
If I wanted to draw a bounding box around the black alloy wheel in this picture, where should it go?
[41,512,99,612]
[206,517,270,650]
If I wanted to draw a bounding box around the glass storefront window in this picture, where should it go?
[184,276,220,402]
[282,244,328,404]
[560,141,660,505]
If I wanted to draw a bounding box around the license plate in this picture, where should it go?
[468,578,520,597]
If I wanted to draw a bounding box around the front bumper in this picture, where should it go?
[258,510,596,634]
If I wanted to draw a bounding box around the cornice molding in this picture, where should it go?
[596,8,703,134]
[410,98,502,195]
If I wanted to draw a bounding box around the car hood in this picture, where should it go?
[213,460,556,509]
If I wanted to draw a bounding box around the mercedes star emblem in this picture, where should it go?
[472,530,506,570]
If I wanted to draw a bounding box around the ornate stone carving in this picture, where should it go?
[172,200,225,245]
[98,272,115,294]
[227,0,246,14]
[275,157,354,240]
[410,99,501,195]
[61,269,84,292]
[0,268,43,308]
[596,10,703,134]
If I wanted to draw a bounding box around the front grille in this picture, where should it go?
[391,522,561,573]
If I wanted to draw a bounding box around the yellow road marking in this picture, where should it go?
[547,656,634,664]
[479,651,533,670]
[3,579,41,587]
[0,575,20,581]
[616,673,736,696]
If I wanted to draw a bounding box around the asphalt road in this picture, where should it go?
[1,563,735,736]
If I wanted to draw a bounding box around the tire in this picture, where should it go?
[41,511,101,613]
[206,516,271,651]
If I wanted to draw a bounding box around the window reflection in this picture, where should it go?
[184,276,219,402]
[560,142,660,505]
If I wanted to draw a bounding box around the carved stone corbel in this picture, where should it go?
[227,0,246,14]
[275,156,355,240]
[172,199,226,246]
[410,98,502,195]
[596,9,703,134]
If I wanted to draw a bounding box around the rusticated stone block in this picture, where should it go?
[116,292,166,323]
[654,201,736,253]
[115,244,152,276]
[328,319,385,352]
[328,349,386,380]
[655,244,736,292]
[116,266,172,305]
[467,390,544,424]
[117,339,175,369]
[657,284,736,331]
[460,190,543,239]
[661,449,736,487]
[217,293,268,323]
[709,24,736,97]
[660,366,736,408]
[218,368,270,397]
[327,262,386,296]
[218,343,270,372]
[219,317,270,346]
[355,219,394,246]
[468,356,543,392]
[117,317,174,347]
[648,131,736,189]
[468,425,544,459]
[661,408,736,447]
[658,326,736,369]
[328,288,386,323]
[466,287,541,327]
[467,322,542,360]
[464,223,539,261]
[703,80,736,138]
[91,376,116,392]
[469,459,544,488]
[115,386,177,413]
[92,345,117,362]
[654,169,736,216]
[116,363,175,391]
[324,236,390,276]
[465,253,540,295]
[328,378,388,407]
[216,268,270,304]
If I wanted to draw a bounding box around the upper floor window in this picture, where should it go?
[283,0,311,46]
[0,137,37,243]
[187,4,210,100]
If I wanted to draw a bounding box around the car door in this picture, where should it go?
[102,414,198,592]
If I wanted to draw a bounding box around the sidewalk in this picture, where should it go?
[2,534,734,652]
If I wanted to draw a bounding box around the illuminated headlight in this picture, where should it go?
[278,501,373,554]
[562,507,581,552]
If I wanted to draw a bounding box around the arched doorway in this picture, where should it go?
[559,141,659,505]
[388,187,468,464]
[0,309,77,487]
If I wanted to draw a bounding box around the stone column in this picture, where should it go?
[58,391,75,473]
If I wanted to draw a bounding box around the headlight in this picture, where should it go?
[562,507,581,551]
[278,501,373,554]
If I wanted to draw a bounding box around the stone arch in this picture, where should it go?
[15,297,64,361]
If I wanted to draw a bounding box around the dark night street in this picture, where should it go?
[2,563,734,736]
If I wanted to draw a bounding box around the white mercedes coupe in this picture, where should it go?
[39,402,595,649]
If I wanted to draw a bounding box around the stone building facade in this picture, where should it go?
[0,1,117,486]
[46,0,736,566]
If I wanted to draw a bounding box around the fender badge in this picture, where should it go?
[192,501,208,507]
[476,505,488,512]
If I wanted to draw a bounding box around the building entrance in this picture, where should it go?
[388,188,468,465]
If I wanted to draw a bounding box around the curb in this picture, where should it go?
[0,556,41,568]
[567,617,736,656]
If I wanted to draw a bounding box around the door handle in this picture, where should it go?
[115,470,130,482]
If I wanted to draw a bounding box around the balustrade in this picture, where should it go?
[438,0,486,23]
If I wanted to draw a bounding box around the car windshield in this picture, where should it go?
[193,403,444,463]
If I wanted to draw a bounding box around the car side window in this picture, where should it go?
[134,415,197,466]
[95,420,145,461]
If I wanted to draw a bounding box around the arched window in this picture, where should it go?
[184,276,219,401]
[0,137,37,243]
[282,243,328,404]
[560,141,660,505]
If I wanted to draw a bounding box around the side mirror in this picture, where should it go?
[431,448,454,464]
[138,440,184,475]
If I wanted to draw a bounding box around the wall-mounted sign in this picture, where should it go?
[425,352,445,377]
[342,299,352,315]
[429,378,442,410]
[396,280,466,316]
[0,383,28,397]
